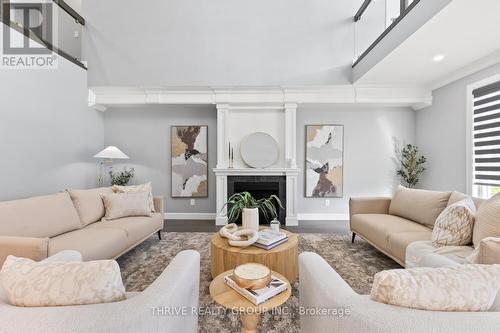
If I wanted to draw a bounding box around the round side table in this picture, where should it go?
[209,270,291,333]
[211,228,298,283]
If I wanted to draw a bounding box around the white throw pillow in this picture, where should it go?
[370,265,500,311]
[432,197,476,247]
[102,192,152,220]
[0,255,126,307]
[112,182,155,212]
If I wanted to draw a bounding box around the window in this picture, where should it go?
[472,80,500,199]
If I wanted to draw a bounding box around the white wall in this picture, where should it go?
[297,106,415,217]
[416,62,500,192]
[103,105,217,214]
[0,26,104,201]
[82,0,361,86]
[227,109,285,168]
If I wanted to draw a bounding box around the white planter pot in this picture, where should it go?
[242,208,259,231]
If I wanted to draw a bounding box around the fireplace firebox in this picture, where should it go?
[227,176,286,224]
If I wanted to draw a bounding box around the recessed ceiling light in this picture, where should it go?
[433,54,445,62]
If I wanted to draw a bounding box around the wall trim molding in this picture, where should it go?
[163,212,349,221]
[164,213,217,220]
[88,85,432,111]
[297,213,349,221]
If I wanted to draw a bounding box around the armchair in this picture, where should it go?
[299,252,500,333]
[0,250,200,333]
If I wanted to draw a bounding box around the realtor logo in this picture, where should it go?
[1,0,58,69]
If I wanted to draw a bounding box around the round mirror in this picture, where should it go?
[240,132,279,168]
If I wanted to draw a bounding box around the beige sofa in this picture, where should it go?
[349,187,483,266]
[0,188,165,266]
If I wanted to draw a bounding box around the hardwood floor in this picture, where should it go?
[163,220,350,234]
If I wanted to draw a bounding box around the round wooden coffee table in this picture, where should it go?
[211,228,298,283]
[210,269,291,333]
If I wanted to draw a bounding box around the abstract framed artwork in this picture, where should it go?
[171,125,208,197]
[305,125,344,198]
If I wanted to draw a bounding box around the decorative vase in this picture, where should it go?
[242,208,259,231]
[270,218,280,232]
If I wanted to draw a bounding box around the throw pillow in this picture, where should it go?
[370,265,500,311]
[67,187,113,226]
[102,192,152,220]
[473,193,500,247]
[112,182,155,212]
[389,185,451,227]
[0,255,126,307]
[431,197,476,247]
[466,237,500,264]
[447,191,468,206]
[389,185,451,228]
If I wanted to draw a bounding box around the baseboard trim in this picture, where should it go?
[164,212,349,221]
[164,213,217,220]
[297,213,349,221]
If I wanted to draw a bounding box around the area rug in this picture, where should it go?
[117,232,400,333]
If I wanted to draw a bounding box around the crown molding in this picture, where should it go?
[88,85,432,111]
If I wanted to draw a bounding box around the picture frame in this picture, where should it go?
[171,125,208,198]
[305,124,344,198]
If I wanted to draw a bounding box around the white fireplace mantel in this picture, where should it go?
[214,101,300,226]
[213,168,300,176]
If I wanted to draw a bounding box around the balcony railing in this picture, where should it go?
[353,0,420,67]
[0,0,86,69]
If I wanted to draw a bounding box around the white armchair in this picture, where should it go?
[0,250,200,333]
[299,252,500,333]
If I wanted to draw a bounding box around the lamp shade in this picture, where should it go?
[93,146,129,159]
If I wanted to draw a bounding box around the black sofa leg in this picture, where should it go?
[157,230,162,240]
[351,233,356,243]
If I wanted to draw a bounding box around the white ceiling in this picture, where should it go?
[355,0,500,89]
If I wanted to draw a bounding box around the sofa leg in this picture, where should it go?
[351,233,356,243]
[157,230,162,240]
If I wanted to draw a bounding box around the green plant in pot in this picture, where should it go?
[221,192,284,231]
[396,144,426,188]
[109,167,135,186]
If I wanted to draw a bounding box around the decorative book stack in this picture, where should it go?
[224,273,288,305]
[253,230,288,250]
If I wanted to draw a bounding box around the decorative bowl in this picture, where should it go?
[233,263,272,289]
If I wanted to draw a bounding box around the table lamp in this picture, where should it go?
[93,146,129,187]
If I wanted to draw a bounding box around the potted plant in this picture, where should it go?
[396,144,426,188]
[221,192,284,231]
[109,167,135,186]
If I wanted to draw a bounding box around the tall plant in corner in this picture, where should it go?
[396,144,426,188]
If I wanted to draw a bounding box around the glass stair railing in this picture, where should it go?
[353,0,420,67]
[0,0,86,69]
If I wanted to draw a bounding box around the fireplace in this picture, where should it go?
[227,176,286,224]
[213,102,299,226]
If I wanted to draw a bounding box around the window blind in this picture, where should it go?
[473,80,500,186]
